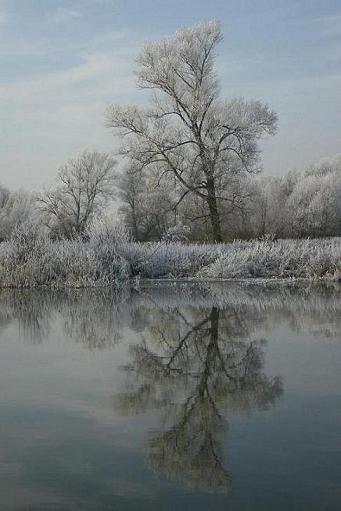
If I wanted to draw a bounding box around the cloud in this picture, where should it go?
[305,13,341,37]
[0,48,136,103]
[0,38,138,190]
[0,9,8,24]
[0,27,132,58]
[48,7,82,24]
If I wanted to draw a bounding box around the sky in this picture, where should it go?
[0,0,340,191]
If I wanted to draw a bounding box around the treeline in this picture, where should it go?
[118,154,341,241]
[0,150,116,242]
[1,153,340,243]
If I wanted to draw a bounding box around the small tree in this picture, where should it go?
[38,151,116,238]
[106,20,277,242]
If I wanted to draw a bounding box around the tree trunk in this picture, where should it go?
[131,202,139,241]
[206,178,222,242]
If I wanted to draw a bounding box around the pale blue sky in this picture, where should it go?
[0,0,340,190]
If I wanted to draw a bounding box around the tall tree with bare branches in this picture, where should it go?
[106,20,277,241]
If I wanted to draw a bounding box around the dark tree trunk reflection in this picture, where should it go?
[114,304,283,493]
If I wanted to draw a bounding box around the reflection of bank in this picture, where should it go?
[0,288,130,347]
[1,282,340,347]
[114,305,283,493]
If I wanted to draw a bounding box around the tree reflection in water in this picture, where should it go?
[1,282,339,492]
[114,304,283,493]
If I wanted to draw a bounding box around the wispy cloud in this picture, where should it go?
[0,51,135,102]
[48,7,82,24]
[0,32,138,190]
[0,8,8,24]
[0,28,132,59]
[305,13,341,37]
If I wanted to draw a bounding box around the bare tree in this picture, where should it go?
[38,151,116,238]
[106,20,277,241]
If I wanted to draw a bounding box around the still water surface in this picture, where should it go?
[0,282,340,510]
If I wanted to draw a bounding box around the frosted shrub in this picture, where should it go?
[9,221,49,265]
[0,222,52,287]
[161,224,191,243]
[86,218,130,282]
[48,239,98,286]
[121,242,152,276]
[0,219,130,288]
[86,217,130,247]
[132,242,229,278]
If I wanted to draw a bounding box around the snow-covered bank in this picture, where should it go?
[125,238,340,281]
[0,223,340,288]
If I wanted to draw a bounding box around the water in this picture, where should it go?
[0,282,340,510]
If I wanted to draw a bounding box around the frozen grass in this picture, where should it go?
[198,238,341,280]
[0,222,340,288]
[196,238,341,281]
[0,222,128,288]
[125,238,340,281]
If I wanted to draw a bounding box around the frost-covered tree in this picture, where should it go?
[106,20,277,242]
[0,187,36,241]
[289,155,341,237]
[118,164,176,240]
[38,151,117,238]
[247,155,341,239]
[272,156,341,238]
[248,176,289,238]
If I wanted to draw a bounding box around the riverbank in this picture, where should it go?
[0,226,340,288]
